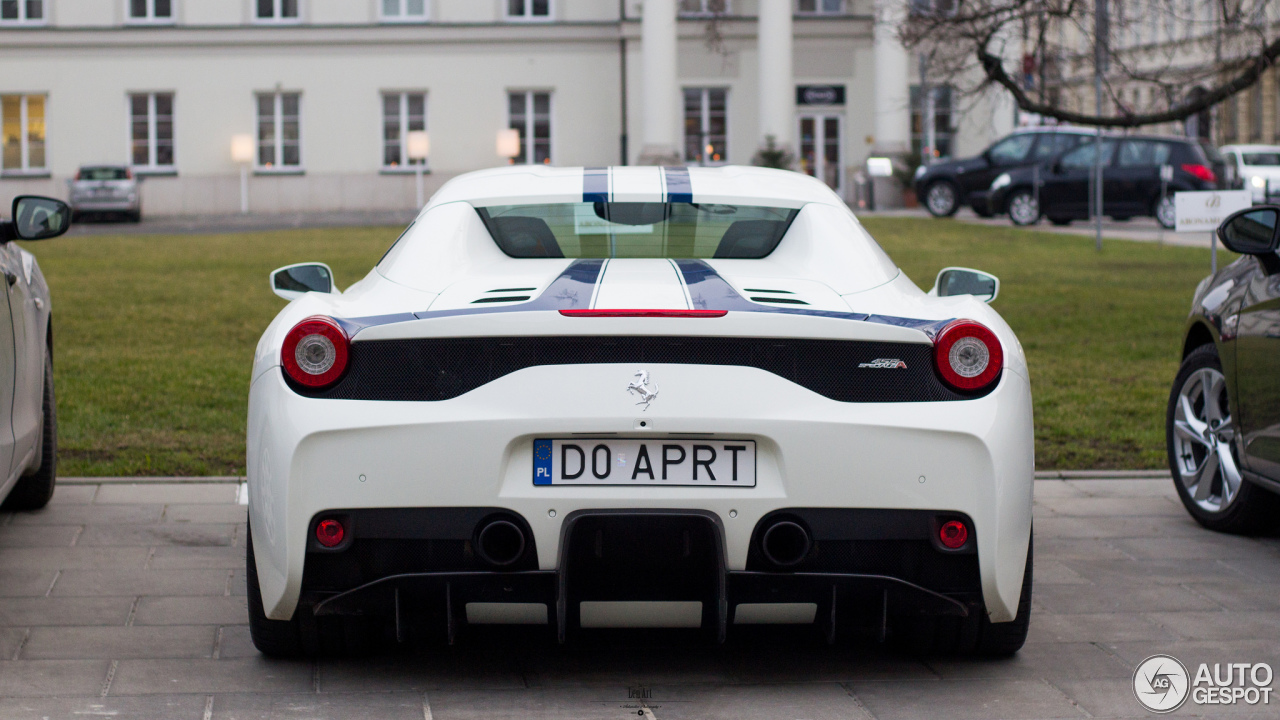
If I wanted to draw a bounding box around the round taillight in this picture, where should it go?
[939,520,968,549]
[315,518,345,548]
[281,316,349,389]
[933,319,1003,391]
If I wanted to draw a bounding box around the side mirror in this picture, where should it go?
[929,267,1000,303]
[1217,206,1280,255]
[4,196,72,242]
[270,262,337,301]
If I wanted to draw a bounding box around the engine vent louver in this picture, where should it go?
[471,296,532,304]
[749,296,810,305]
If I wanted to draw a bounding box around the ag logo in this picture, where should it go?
[1205,194,1221,208]
[1134,654,1190,713]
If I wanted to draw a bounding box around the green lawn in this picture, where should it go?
[25,218,1223,476]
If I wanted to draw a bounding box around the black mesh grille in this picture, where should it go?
[290,336,995,403]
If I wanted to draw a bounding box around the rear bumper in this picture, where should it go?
[71,198,139,212]
[247,361,1033,625]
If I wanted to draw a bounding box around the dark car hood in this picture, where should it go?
[923,156,988,177]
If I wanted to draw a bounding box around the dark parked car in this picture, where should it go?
[987,135,1223,228]
[1167,206,1280,533]
[913,127,1093,217]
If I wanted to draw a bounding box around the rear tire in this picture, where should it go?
[897,534,1032,657]
[1154,195,1176,229]
[246,526,305,657]
[1,352,57,512]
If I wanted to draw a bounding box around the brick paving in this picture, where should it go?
[0,477,1278,719]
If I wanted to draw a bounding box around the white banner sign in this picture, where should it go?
[1175,190,1252,233]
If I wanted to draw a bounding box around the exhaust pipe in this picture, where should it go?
[475,519,526,567]
[761,520,811,567]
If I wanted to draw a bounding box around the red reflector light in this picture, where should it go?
[1181,163,1216,182]
[559,309,728,318]
[939,520,968,549]
[933,319,1004,391]
[315,518,345,548]
[281,316,350,389]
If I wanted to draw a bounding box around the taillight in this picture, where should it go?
[1181,163,1215,183]
[125,168,134,180]
[315,518,345,548]
[939,520,968,549]
[281,316,349,389]
[933,319,1003,391]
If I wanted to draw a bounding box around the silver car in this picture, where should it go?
[0,196,68,512]
[69,165,141,222]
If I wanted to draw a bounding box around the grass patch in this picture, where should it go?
[28,218,1219,475]
[862,217,1222,470]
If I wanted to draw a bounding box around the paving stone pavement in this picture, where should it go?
[0,478,1277,719]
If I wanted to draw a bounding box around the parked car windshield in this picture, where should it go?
[1242,152,1280,166]
[78,167,129,180]
[987,135,1035,165]
[476,202,800,259]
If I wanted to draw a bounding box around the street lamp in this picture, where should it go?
[230,134,254,214]
[406,130,430,209]
[496,128,520,163]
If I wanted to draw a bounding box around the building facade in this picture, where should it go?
[1,0,1009,215]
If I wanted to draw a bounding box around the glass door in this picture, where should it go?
[798,114,843,198]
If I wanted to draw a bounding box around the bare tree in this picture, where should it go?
[901,0,1280,128]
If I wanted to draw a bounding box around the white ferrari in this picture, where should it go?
[246,165,1034,656]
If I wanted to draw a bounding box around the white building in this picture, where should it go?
[0,0,1011,216]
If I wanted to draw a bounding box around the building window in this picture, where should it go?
[382,92,427,167]
[909,85,953,159]
[256,0,298,21]
[505,0,549,20]
[128,0,172,22]
[797,0,841,14]
[0,0,43,23]
[507,91,551,165]
[1249,83,1263,141]
[1221,94,1238,143]
[381,0,426,21]
[683,88,727,164]
[256,92,301,169]
[1,95,45,174]
[130,93,174,170]
[679,0,726,15]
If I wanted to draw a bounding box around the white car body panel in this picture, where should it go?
[248,165,1035,628]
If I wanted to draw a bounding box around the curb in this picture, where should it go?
[60,476,245,485]
[1033,470,1170,480]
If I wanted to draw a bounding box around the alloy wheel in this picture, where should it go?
[1172,367,1242,512]
[926,183,957,216]
[1008,191,1039,225]
[1156,196,1176,229]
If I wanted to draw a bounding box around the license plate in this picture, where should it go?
[533,438,756,487]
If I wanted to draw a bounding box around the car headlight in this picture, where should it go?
[991,173,1012,190]
[914,165,927,180]
[1251,175,1266,188]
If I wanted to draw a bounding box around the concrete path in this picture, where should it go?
[66,210,417,237]
[1,476,1278,719]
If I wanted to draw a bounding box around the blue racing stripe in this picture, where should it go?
[673,259,950,338]
[663,166,693,203]
[583,166,609,203]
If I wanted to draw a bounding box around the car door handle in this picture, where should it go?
[4,272,16,287]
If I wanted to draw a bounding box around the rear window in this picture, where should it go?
[78,167,129,181]
[476,202,800,259]
[1242,153,1280,166]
